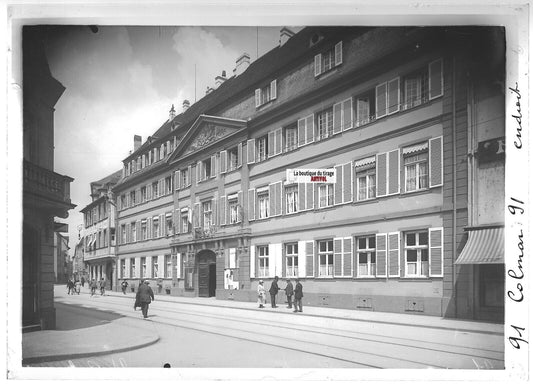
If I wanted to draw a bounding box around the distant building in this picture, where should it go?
[109,27,504,320]
[23,26,76,330]
[53,232,70,283]
[80,170,122,290]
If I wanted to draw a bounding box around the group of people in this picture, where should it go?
[66,278,81,295]
[257,276,303,313]
[89,278,107,297]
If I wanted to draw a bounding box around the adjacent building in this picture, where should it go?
[22,27,76,330]
[80,170,122,290]
[111,26,505,321]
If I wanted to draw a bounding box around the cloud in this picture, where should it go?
[172,27,240,102]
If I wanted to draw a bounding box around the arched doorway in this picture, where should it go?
[197,249,216,297]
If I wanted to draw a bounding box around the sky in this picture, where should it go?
[44,25,294,251]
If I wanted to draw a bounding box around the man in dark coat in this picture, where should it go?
[293,278,303,313]
[268,276,280,308]
[137,280,155,319]
[284,279,294,309]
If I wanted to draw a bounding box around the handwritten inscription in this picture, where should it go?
[507,197,528,349]
[509,83,522,149]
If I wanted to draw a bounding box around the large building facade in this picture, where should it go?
[111,27,505,321]
[22,27,76,330]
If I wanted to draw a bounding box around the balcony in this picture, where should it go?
[84,246,116,262]
[23,160,75,218]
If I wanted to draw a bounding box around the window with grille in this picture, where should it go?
[318,240,334,277]
[285,243,299,277]
[357,236,376,277]
[405,231,429,277]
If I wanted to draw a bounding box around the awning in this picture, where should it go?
[403,142,428,155]
[455,227,504,264]
[354,156,376,168]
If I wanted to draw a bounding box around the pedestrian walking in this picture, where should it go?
[136,280,154,319]
[81,277,85,287]
[269,276,280,308]
[257,280,266,308]
[90,279,97,297]
[293,278,303,313]
[66,279,74,295]
[284,279,294,309]
[99,277,106,296]
[74,279,81,295]
[121,280,129,295]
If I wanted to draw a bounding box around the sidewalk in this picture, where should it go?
[22,285,503,365]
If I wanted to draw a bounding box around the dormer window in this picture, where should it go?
[255,80,277,108]
[314,41,342,77]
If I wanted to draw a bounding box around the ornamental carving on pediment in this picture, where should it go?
[186,124,229,154]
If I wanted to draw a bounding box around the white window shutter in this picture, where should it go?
[333,238,343,277]
[387,77,400,115]
[429,136,443,188]
[237,142,243,168]
[220,150,227,174]
[268,244,276,278]
[196,162,201,184]
[429,58,444,100]
[270,79,277,100]
[375,82,388,119]
[376,152,388,197]
[268,130,275,158]
[342,237,352,277]
[388,232,400,277]
[250,245,255,278]
[376,233,388,278]
[255,88,261,107]
[387,149,400,195]
[333,102,342,134]
[342,162,353,203]
[297,118,306,147]
[334,164,343,205]
[210,154,217,178]
[342,97,353,131]
[219,196,226,226]
[247,139,255,165]
[175,170,181,190]
[248,188,255,221]
[429,227,444,277]
[305,241,315,277]
[314,54,322,77]
[334,41,343,66]
[274,128,282,156]
[305,114,314,145]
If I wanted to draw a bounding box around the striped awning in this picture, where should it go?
[354,156,376,168]
[455,227,504,264]
[402,142,428,155]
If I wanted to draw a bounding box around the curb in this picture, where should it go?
[100,290,504,336]
[22,335,160,365]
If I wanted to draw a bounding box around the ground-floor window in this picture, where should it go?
[404,230,429,277]
[165,254,172,278]
[130,258,136,278]
[184,267,194,289]
[257,245,269,277]
[318,240,333,277]
[285,243,298,277]
[357,236,376,277]
[141,257,147,278]
[152,256,158,278]
[120,259,126,278]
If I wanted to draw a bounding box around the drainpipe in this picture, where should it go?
[452,55,457,318]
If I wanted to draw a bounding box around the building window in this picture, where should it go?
[257,246,269,277]
[141,257,146,278]
[198,158,212,182]
[357,236,376,277]
[403,68,429,109]
[151,256,158,278]
[404,151,428,192]
[256,135,268,162]
[356,162,376,201]
[121,224,126,244]
[130,258,136,278]
[165,176,172,195]
[316,107,333,140]
[185,266,194,290]
[141,220,147,241]
[181,209,189,233]
[228,196,239,224]
[153,217,160,238]
[120,259,126,279]
[285,185,298,214]
[285,243,298,277]
[181,168,190,187]
[258,190,269,219]
[141,186,147,202]
[315,42,342,77]
[165,213,173,236]
[228,147,239,171]
[318,184,333,208]
[284,124,298,152]
[354,92,375,127]
[405,231,429,277]
[165,255,172,279]
[121,194,127,209]
[131,222,137,242]
[202,201,213,231]
[152,181,159,198]
[318,240,334,277]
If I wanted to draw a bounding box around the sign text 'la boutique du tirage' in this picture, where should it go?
[286,169,337,184]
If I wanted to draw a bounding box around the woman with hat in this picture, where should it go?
[257,280,266,308]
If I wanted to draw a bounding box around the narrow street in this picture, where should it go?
[25,286,504,369]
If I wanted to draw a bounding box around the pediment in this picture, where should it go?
[170,114,247,161]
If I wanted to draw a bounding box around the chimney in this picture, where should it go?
[168,104,176,122]
[234,53,250,77]
[134,135,142,152]
[206,86,214,95]
[215,70,227,89]
[182,99,190,112]
[279,27,295,46]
